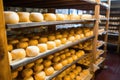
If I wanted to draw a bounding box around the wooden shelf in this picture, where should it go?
[10,35,94,70]
[6,19,95,29]
[46,54,87,80]
[4,0,109,10]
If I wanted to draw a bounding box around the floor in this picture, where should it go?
[95,53,120,80]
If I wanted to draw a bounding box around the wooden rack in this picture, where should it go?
[0,0,111,80]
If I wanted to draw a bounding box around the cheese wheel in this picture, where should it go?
[26,46,39,57]
[17,12,30,22]
[64,14,70,20]
[25,62,35,69]
[43,60,52,67]
[53,63,63,70]
[47,55,54,60]
[54,39,61,47]
[60,54,66,60]
[56,34,62,39]
[32,36,40,40]
[11,49,26,60]
[34,64,44,72]
[30,12,43,22]
[17,42,28,48]
[60,38,67,44]
[53,56,61,63]
[69,49,76,55]
[9,40,19,44]
[67,57,73,64]
[68,36,75,42]
[76,66,82,72]
[7,44,13,51]
[44,67,55,76]
[39,37,48,43]
[71,64,76,69]
[48,35,56,41]
[56,14,65,21]
[4,11,19,24]
[65,52,71,57]
[37,43,47,52]
[20,38,29,42]
[72,55,78,60]
[8,52,12,63]
[61,59,68,66]
[69,14,80,20]
[35,58,43,64]
[34,71,46,80]
[16,66,23,71]
[11,71,18,79]
[81,14,93,20]
[47,41,56,50]
[29,39,38,46]
[69,73,75,79]
[23,76,34,80]
[22,69,33,78]
[75,34,81,40]
[44,13,56,21]
[63,75,71,80]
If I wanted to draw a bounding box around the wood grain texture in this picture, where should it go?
[0,0,11,80]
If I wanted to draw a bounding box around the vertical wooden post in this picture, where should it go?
[104,0,111,58]
[0,0,12,80]
[91,0,100,73]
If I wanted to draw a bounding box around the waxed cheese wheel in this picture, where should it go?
[34,71,46,80]
[22,69,33,78]
[37,43,47,52]
[48,35,56,41]
[47,41,56,50]
[60,38,67,44]
[53,63,63,70]
[43,60,52,67]
[39,37,48,43]
[11,71,18,79]
[20,38,29,42]
[17,42,28,49]
[4,11,19,24]
[17,12,30,22]
[44,67,55,76]
[11,49,26,60]
[81,14,93,20]
[54,39,61,47]
[23,76,34,80]
[44,13,56,21]
[30,12,44,22]
[26,46,39,57]
[7,44,13,51]
[25,62,35,69]
[29,39,38,46]
[68,14,80,20]
[56,14,65,21]
[33,64,44,72]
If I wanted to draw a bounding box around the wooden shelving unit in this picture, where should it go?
[0,0,111,80]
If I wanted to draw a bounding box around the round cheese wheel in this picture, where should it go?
[75,34,81,40]
[53,56,61,63]
[69,49,76,55]
[81,14,92,20]
[22,69,33,78]
[76,66,82,72]
[64,14,70,20]
[23,76,34,80]
[47,55,54,60]
[7,44,13,51]
[8,52,12,63]
[4,11,19,24]
[9,40,19,44]
[17,42,28,49]
[44,67,55,76]
[60,38,67,44]
[29,39,38,46]
[11,71,18,79]
[56,14,65,21]
[72,55,78,60]
[61,59,68,66]
[44,13,56,21]
[34,71,46,80]
[67,57,73,64]
[20,38,29,42]
[35,58,43,64]
[60,54,66,60]
[17,12,30,22]
[63,75,71,80]
[25,62,35,69]
[34,64,44,72]
[43,60,52,67]
[39,37,48,43]
[56,34,62,39]
[71,64,76,69]
[54,39,61,47]
[30,12,43,22]
[47,41,56,50]
[26,46,39,57]
[48,35,56,41]
[37,43,47,52]
[11,49,26,60]
[69,73,75,79]
[68,36,75,42]
[53,63,63,70]
[65,52,71,57]
[68,14,80,20]
[32,36,40,40]
[16,66,23,71]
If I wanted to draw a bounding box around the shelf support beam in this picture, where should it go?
[0,0,12,80]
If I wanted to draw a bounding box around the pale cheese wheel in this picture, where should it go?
[61,59,68,66]
[8,52,12,63]
[81,14,93,20]
[17,12,30,22]
[68,36,75,42]
[60,38,67,44]
[72,55,78,60]
[54,39,61,47]
[34,71,46,80]
[67,57,73,64]
[48,35,56,41]
[11,49,26,60]
[60,54,66,60]
[56,14,65,21]
[30,12,43,22]
[44,13,56,21]
[43,60,52,67]
[23,76,34,80]
[4,11,19,24]
[26,46,39,57]
[37,43,47,52]
[47,41,56,50]
[44,67,55,76]
[22,69,33,78]
[64,14,70,20]
[69,14,80,20]
[17,42,28,49]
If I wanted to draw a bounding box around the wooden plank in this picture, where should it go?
[0,0,12,80]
